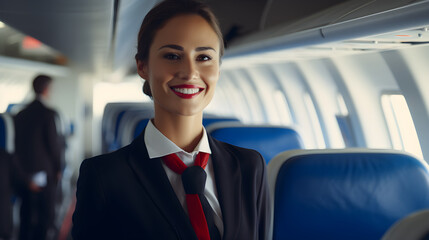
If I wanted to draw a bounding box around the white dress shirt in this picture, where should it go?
[144,120,224,237]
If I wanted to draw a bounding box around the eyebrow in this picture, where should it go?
[196,46,216,52]
[158,44,216,52]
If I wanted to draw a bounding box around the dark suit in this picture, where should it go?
[72,129,271,240]
[14,99,62,240]
[0,149,14,240]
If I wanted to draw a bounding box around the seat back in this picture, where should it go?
[118,110,154,147]
[133,118,150,139]
[101,102,153,152]
[268,149,429,240]
[0,113,14,152]
[6,103,25,114]
[202,117,239,127]
[122,115,240,147]
[207,122,303,163]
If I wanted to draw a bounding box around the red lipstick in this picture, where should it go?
[170,84,204,99]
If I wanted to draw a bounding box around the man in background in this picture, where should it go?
[14,75,63,240]
[0,148,15,240]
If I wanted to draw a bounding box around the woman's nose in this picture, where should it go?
[176,59,199,80]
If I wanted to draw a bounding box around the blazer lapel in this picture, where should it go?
[209,135,242,240]
[127,131,197,240]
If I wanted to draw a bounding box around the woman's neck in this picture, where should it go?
[153,110,204,153]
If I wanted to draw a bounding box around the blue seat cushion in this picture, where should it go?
[273,152,429,240]
[210,127,302,163]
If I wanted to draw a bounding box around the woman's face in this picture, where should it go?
[137,14,220,117]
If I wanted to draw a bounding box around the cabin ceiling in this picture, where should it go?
[0,0,426,78]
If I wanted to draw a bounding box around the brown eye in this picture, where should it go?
[164,53,181,60]
[197,55,212,61]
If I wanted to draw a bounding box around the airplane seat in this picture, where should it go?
[382,208,429,240]
[202,116,240,127]
[102,102,144,152]
[207,122,303,164]
[101,102,153,153]
[133,118,150,139]
[118,110,154,147]
[0,113,15,153]
[267,149,429,240]
[123,115,241,148]
[102,103,129,152]
[6,103,25,114]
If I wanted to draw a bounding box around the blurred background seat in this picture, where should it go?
[101,102,153,153]
[0,113,14,153]
[207,122,303,163]
[118,113,241,148]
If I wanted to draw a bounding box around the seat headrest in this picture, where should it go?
[268,149,429,240]
[0,114,14,152]
[208,123,303,163]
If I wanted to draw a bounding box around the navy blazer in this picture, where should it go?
[72,129,271,240]
[0,149,14,239]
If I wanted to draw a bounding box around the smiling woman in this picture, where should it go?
[137,14,221,128]
[71,1,270,240]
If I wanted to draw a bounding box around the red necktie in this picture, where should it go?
[163,152,220,240]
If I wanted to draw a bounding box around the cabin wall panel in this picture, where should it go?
[297,59,345,148]
[206,73,235,117]
[247,65,291,125]
[50,73,85,168]
[323,58,365,148]
[271,62,318,149]
[382,46,429,160]
[332,52,399,149]
[399,45,429,118]
[227,69,265,123]
[217,72,253,122]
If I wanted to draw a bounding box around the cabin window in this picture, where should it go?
[273,90,293,125]
[246,67,293,125]
[221,75,253,122]
[336,94,356,147]
[236,76,264,123]
[381,94,423,159]
[304,93,326,149]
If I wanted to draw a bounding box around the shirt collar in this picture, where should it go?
[144,120,211,159]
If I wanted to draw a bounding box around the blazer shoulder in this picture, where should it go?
[44,107,58,116]
[81,145,132,172]
[15,100,56,118]
[38,102,58,118]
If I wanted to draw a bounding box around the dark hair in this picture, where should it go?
[135,0,224,97]
[32,75,52,95]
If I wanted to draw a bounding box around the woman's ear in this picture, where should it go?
[136,59,149,80]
